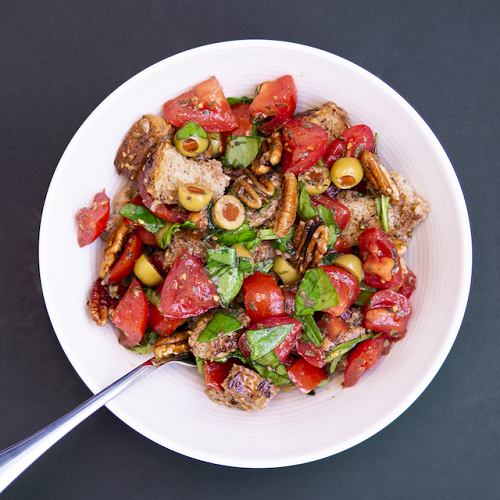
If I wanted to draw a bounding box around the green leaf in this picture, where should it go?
[355,282,378,306]
[197,312,242,343]
[119,204,165,234]
[221,136,264,169]
[226,96,253,106]
[252,350,292,386]
[295,314,323,346]
[207,246,237,266]
[375,195,390,233]
[217,222,259,249]
[126,331,159,354]
[212,349,247,364]
[258,226,296,254]
[297,181,318,221]
[160,220,196,248]
[175,120,208,140]
[212,266,244,307]
[321,251,339,266]
[246,323,294,360]
[317,204,341,250]
[144,288,161,307]
[295,268,339,316]
[254,259,274,274]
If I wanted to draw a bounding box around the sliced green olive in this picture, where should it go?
[330,157,364,189]
[174,121,209,157]
[209,132,222,157]
[133,254,164,287]
[272,256,302,284]
[178,183,213,212]
[298,163,331,195]
[211,195,245,230]
[333,254,364,283]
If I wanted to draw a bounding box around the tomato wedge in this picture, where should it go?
[358,228,402,289]
[320,266,360,316]
[204,359,237,391]
[281,119,329,175]
[221,102,254,154]
[105,233,142,284]
[242,272,286,324]
[76,191,110,247]
[112,279,148,347]
[296,340,326,368]
[343,335,391,387]
[249,75,298,135]
[323,125,376,168]
[148,284,184,336]
[160,250,218,319]
[163,77,237,132]
[287,357,328,393]
[364,290,412,339]
[317,314,348,344]
[333,236,353,254]
[399,269,417,298]
[310,195,350,230]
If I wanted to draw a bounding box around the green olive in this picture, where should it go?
[174,121,209,157]
[330,157,364,189]
[209,132,222,157]
[178,183,214,212]
[272,256,302,284]
[333,254,364,283]
[211,195,245,230]
[298,164,331,195]
[154,221,173,247]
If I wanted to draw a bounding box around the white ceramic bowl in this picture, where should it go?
[39,40,472,467]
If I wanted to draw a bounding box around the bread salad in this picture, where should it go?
[77,75,429,411]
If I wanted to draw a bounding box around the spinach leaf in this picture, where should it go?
[252,350,292,386]
[295,267,339,316]
[375,194,390,233]
[297,181,319,221]
[160,220,197,248]
[197,312,242,343]
[295,314,323,346]
[222,136,264,169]
[119,204,165,234]
[246,323,294,360]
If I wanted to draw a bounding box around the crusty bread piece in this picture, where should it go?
[145,141,229,205]
[293,102,351,143]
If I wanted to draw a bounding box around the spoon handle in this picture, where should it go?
[0,358,157,493]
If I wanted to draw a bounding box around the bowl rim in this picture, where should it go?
[39,39,473,467]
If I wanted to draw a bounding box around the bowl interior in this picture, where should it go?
[39,40,472,467]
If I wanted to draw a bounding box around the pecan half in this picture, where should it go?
[292,218,329,273]
[89,278,126,327]
[274,172,298,238]
[154,332,190,360]
[250,132,283,175]
[234,169,276,209]
[99,222,131,279]
[360,151,400,205]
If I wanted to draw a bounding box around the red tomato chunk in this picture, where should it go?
[76,191,110,247]
[287,358,328,394]
[243,272,286,324]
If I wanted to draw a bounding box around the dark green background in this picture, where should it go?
[1,1,498,498]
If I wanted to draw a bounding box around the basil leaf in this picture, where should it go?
[321,251,339,266]
[217,222,259,249]
[126,331,159,354]
[252,350,292,386]
[246,323,294,360]
[211,266,244,307]
[207,246,237,266]
[144,287,161,307]
[176,120,208,140]
[259,226,296,254]
[254,259,274,274]
[160,220,196,248]
[226,96,253,106]
[222,136,264,169]
[197,312,242,343]
[375,195,390,232]
[213,349,247,364]
[195,356,205,375]
[295,267,339,316]
[317,205,341,250]
[355,282,378,306]
[295,314,323,346]
[119,204,165,234]
[297,181,318,221]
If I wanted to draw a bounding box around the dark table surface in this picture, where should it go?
[1,1,499,498]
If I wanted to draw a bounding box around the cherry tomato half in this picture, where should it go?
[323,125,376,168]
[204,359,237,391]
[250,75,298,135]
[310,195,350,231]
[320,266,360,316]
[317,314,348,344]
[76,191,110,247]
[343,335,391,387]
[287,357,328,394]
[106,233,142,284]
[242,272,286,324]
[112,279,148,347]
[358,228,403,289]
[363,289,412,339]
[163,77,237,132]
[296,340,326,368]
[160,250,218,319]
[281,119,329,176]
[399,269,417,299]
[148,285,184,336]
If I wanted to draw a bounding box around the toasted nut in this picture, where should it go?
[274,172,298,238]
[293,218,329,273]
[154,332,190,359]
[99,223,131,279]
[89,281,109,327]
[237,178,263,209]
[360,151,400,205]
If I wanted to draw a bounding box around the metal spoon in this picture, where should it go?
[0,353,192,493]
